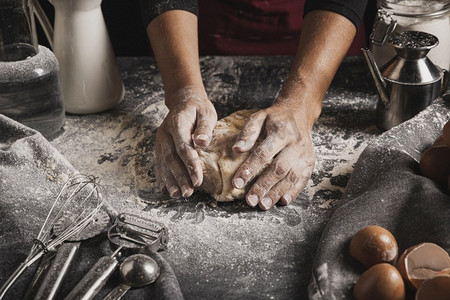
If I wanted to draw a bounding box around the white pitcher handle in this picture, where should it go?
[32,0,54,49]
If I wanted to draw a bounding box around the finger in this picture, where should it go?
[159,162,181,198]
[245,151,293,208]
[163,153,195,198]
[233,134,281,190]
[170,116,204,187]
[154,146,164,192]
[193,107,217,147]
[279,167,312,206]
[257,168,302,210]
[232,111,266,153]
[158,133,195,197]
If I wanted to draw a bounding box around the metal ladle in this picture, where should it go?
[103,254,160,300]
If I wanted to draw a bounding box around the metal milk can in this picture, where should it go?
[362,31,449,131]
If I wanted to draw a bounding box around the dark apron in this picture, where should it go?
[198,0,366,56]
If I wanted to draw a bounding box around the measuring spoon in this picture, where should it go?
[103,254,160,300]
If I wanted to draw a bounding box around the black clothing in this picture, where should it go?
[138,0,369,29]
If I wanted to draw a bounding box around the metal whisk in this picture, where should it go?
[0,174,106,299]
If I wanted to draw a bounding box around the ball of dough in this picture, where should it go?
[195,109,270,202]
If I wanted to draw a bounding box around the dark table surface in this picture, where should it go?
[44,55,383,299]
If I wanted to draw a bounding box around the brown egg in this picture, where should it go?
[415,275,450,300]
[419,145,450,188]
[432,135,447,147]
[442,120,450,147]
[349,225,398,268]
[353,263,405,300]
[397,242,450,289]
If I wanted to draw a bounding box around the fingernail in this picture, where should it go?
[260,197,272,210]
[169,188,181,198]
[181,185,192,198]
[233,140,245,150]
[282,194,293,205]
[196,134,209,143]
[233,178,244,189]
[247,194,259,207]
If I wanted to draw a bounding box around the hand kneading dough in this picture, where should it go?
[196,109,271,202]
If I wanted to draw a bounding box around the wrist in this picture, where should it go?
[164,85,208,110]
[275,83,323,129]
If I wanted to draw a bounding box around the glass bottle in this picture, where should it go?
[0,0,64,138]
[370,0,450,71]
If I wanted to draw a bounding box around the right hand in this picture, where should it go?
[154,86,217,198]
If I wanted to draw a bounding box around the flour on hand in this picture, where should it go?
[196,109,270,202]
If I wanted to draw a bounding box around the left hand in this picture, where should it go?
[231,103,315,210]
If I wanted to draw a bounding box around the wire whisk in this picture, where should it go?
[0,174,106,299]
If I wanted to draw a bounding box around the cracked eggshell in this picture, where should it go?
[353,263,405,300]
[397,242,450,289]
[349,225,398,268]
[415,275,450,300]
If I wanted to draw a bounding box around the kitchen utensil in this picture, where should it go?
[362,31,449,131]
[103,254,160,300]
[370,0,450,71]
[64,214,168,300]
[0,0,64,138]
[31,210,110,300]
[0,174,105,299]
[31,0,125,114]
[23,251,57,300]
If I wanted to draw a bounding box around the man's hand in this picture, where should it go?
[155,87,217,198]
[231,104,315,210]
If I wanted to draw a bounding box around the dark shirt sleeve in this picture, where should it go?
[138,0,198,27]
[304,0,369,29]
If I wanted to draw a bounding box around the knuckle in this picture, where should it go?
[273,161,289,177]
[252,147,269,161]
[287,170,299,183]
[256,180,272,193]
[248,112,260,123]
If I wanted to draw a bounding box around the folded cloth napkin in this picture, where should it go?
[308,98,450,299]
[0,114,183,299]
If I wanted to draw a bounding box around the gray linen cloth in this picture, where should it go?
[0,114,183,299]
[308,98,450,299]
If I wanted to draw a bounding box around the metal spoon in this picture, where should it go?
[103,254,160,300]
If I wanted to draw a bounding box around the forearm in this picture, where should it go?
[278,10,357,128]
[146,10,204,109]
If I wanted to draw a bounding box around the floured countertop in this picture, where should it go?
[44,56,381,299]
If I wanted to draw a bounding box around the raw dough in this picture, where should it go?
[196,109,270,202]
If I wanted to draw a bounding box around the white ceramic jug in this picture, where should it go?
[34,0,125,114]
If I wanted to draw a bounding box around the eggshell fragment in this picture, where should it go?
[436,267,450,276]
[415,275,450,300]
[419,145,450,188]
[349,225,398,268]
[353,263,405,300]
[397,242,450,289]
